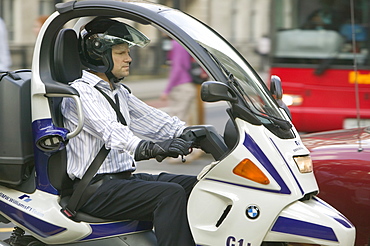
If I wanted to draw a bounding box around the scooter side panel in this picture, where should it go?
[188,178,296,245]
[0,186,155,244]
[0,187,91,244]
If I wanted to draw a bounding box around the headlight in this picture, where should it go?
[282,94,303,106]
[293,155,313,173]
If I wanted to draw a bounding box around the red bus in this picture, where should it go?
[270,0,370,133]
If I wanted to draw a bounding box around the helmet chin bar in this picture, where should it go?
[103,50,124,84]
[105,70,124,84]
[105,55,131,84]
[93,49,123,85]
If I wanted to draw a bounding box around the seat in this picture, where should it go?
[48,29,82,197]
[53,29,82,84]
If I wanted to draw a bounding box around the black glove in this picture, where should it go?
[134,138,192,162]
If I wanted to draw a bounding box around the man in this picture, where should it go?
[61,17,196,246]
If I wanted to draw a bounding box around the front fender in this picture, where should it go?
[264,197,356,245]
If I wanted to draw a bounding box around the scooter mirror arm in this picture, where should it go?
[45,93,84,140]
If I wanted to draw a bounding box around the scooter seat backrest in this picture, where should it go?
[53,28,82,84]
[48,28,82,194]
[51,28,82,127]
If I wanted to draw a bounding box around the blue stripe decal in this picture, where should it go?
[0,200,66,237]
[271,216,338,242]
[81,220,153,241]
[243,133,291,194]
[205,178,289,194]
[334,217,353,229]
[312,197,354,228]
[270,138,304,195]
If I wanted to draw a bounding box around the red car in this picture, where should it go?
[301,127,370,246]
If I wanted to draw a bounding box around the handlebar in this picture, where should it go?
[180,125,228,161]
[45,93,84,140]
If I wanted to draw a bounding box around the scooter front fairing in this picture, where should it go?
[187,117,355,245]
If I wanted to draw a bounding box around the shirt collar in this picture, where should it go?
[81,70,112,90]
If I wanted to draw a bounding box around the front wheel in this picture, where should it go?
[3,227,45,246]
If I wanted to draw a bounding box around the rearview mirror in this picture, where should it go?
[201,81,237,103]
[270,75,283,99]
[269,75,292,119]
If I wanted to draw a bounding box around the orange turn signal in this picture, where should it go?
[233,159,270,185]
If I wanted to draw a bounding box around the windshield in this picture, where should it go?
[159,9,286,122]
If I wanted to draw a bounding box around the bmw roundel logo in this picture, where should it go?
[246,205,260,219]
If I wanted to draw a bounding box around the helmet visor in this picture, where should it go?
[92,26,150,49]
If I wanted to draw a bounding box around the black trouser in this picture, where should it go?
[80,172,197,246]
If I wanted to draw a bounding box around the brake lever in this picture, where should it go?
[182,147,194,162]
[156,147,192,163]
[156,155,166,162]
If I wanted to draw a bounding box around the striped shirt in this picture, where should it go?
[61,71,185,180]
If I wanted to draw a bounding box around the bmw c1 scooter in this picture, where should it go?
[0,1,355,246]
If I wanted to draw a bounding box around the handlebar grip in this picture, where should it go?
[180,129,198,142]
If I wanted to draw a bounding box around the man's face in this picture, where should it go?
[111,43,132,78]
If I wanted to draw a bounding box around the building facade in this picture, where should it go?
[0,0,271,74]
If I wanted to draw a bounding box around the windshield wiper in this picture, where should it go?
[205,49,292,130]
[227,72,292,130]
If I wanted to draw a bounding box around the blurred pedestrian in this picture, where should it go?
[0,17,12,71]
[161,39,205,163]
[256,34,270,72]
[161,39,196,123]
[33,15,49,35]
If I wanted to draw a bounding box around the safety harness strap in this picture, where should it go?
[62,85,127,218]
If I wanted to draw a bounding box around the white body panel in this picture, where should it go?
[188,119,355,245]
[0,187,91,244]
